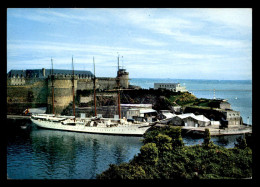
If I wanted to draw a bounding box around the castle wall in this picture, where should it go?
[97,78,117,90]
[7,69,131,115]
[47,77,77,114]
[8,77,26,85]
[7,79,48,114]
[77,79,94,90]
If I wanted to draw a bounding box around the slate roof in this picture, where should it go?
[7,69,93,78]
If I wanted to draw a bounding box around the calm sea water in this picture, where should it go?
[7,121,243,179]
[130,78,252,125]
[7,125,143,179]
[7,78,251,179]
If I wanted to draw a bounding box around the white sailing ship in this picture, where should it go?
[30,114,151,136]
[30,56,152,136]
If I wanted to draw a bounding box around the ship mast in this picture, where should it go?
[72,56,76,122]
[93,56,97,116]
[51,58,55,115]
[116,55,121,119]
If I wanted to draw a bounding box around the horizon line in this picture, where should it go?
[130,77,252,81]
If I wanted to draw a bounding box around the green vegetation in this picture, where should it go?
[120,89,222,109]
[119,89,199,110]
[97,127,252,179]
[167,92,197,106]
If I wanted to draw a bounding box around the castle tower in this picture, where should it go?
[117,69,129,89]
[47,75,78,114]
[42,68,46,77]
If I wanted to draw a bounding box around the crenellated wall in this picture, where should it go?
[7,69,132,115]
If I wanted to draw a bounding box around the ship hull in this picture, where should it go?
[31,118,150,136]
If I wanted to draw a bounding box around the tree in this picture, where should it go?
[96,163,146,179]
[138,143,159,165]
[98,126,252,179]
[154,134,172,154]
[202,128,213,148]
[234,136,247,149]
[170,127,184,148]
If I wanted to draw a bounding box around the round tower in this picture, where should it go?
[117,69,129,89]
[47,75,78,114]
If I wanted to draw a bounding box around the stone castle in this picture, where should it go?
[7,68,136,114]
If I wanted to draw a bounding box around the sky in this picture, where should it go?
[7,8,252,80]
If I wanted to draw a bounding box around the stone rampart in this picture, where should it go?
[7,70,131,115]
[7,79,48,114]
[47,77,77,114]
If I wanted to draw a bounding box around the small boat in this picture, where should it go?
[21,125,27,129]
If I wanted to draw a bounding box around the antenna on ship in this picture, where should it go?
[51,57,55,115]
[93,56,97,117]
[117,53,120,72]
[122,56,124,69]
[116,54,121,119]
[72,56,76,122]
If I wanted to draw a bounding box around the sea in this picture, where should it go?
[7,78,252,179]
[130,78,252,125]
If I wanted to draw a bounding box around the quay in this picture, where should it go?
[7,115,31,129]
[7,115,252,137]
[181,125,252,136]
[154,123,252,136]
[7,115,30,119]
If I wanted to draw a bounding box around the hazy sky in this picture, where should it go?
[7,8,252,80]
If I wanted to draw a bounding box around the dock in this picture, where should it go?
[7,115,31,119]
[181,125,252,136]
[7,115,252,136]
[154,123,252,136]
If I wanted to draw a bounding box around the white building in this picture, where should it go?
[160,110,176,119]
[170,113,211,127]
[154,83,187,92]
[121,104,157,122]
